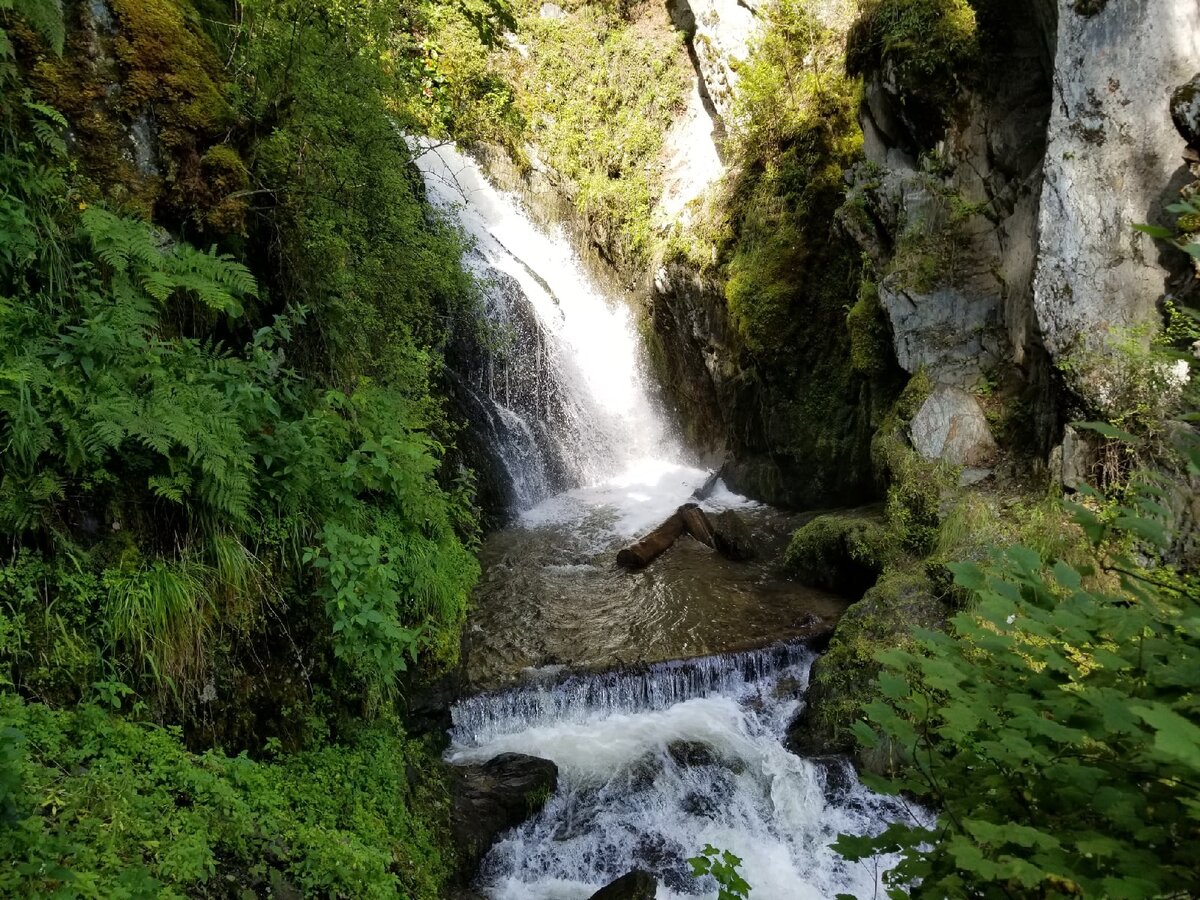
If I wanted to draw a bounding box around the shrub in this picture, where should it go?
[834,437,1200,898]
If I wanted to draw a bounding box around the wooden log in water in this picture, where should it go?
[690,467,724,502]
[678,502,716,548]
[616,513,685,569]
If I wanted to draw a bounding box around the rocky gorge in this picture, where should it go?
[1,0,1197,896]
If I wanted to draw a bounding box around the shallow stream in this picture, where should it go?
[415,143,916,899]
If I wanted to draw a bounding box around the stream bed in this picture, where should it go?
[415,142,917,899]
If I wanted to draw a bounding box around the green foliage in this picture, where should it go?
[689,844,751,900]
[717,0,863,355]
[846,278,893,375]
[847,0,978,140]
[511,0,688,266]
[0,695,454,899]
[835,438,1200,897]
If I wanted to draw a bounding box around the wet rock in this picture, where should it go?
[713,509,755,561]
[909,385,997,467]
[1173,74,1200,146]
[667,740,718,768]
[449,753,558,880]
[588,870,657,900]
[810,755,856,802]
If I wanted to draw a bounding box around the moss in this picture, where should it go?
[796,568,946,765]
[198,143,250,233]
[846,278,893,375]
[32,0,235,223]
[784,512,894,595]
[847,0,979,144]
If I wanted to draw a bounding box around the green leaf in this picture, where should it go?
[1130,704,1200,768]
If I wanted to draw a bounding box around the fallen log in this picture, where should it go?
[616,512,685,569]
[617,503,736,569]
[690,466,724,502]
[678,502,716,548]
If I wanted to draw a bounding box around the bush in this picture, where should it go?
[847,0,978,141]
[0,696,453,899]
[834,438,1200,898]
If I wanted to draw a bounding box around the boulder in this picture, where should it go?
[1060,424,1097,491]
[449,753,558,879]
[713,509,755,562]
[588,870,657,900]
[909,385,997,467]
[1172,73,1200,146]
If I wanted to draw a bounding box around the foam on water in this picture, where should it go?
[449,643,918,899]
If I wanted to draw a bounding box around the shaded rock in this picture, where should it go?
[1172,73,1200,146]
[588,870,657,900]
[783,512,888,596]
[713,509,756,561]
[1060,424,1096,491]
[449,753,558,879]
[786,570,947,771]
[909,385,997,467]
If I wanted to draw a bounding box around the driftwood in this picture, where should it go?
[690,466,724,502]
[615,513,685,568]
[617,501,750,570]
[678,502,716,548]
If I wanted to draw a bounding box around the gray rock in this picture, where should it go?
[1033,0,1200,398]
[879,282,1005,388]
[909,386,998,467]
[538,2,567,19]
[449,753,558,881]
[666,0,758,122]
[589,870,657,900]
[1061,424,1096,491]
[1172,73,1200,145]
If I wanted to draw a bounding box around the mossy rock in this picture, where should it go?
[786,568,947,769]
[784,512,892,596]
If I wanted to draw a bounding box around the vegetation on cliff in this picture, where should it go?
[0,0,514,891]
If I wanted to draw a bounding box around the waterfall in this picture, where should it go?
[449,641,920,900]
[414,141,682,513]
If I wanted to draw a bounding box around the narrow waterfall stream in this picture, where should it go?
[415,144,916,899]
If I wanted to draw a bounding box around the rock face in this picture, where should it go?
[449,753,558,880]
[1033,0,1200,394]
[588,870,658,900]
[910,386,998,467]
[665,0,758,121]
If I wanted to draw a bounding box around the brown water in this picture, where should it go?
[462,496,848,691]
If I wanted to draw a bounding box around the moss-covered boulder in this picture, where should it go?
[783,512,892,596]
[786,568,947,771]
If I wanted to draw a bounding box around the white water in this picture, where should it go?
[418,142,914,898]
[449,644,918,899]
[415,140,683,507]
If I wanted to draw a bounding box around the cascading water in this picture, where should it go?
[415,140,683,511]
[450,643,919,899]
[415,143,916,898]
